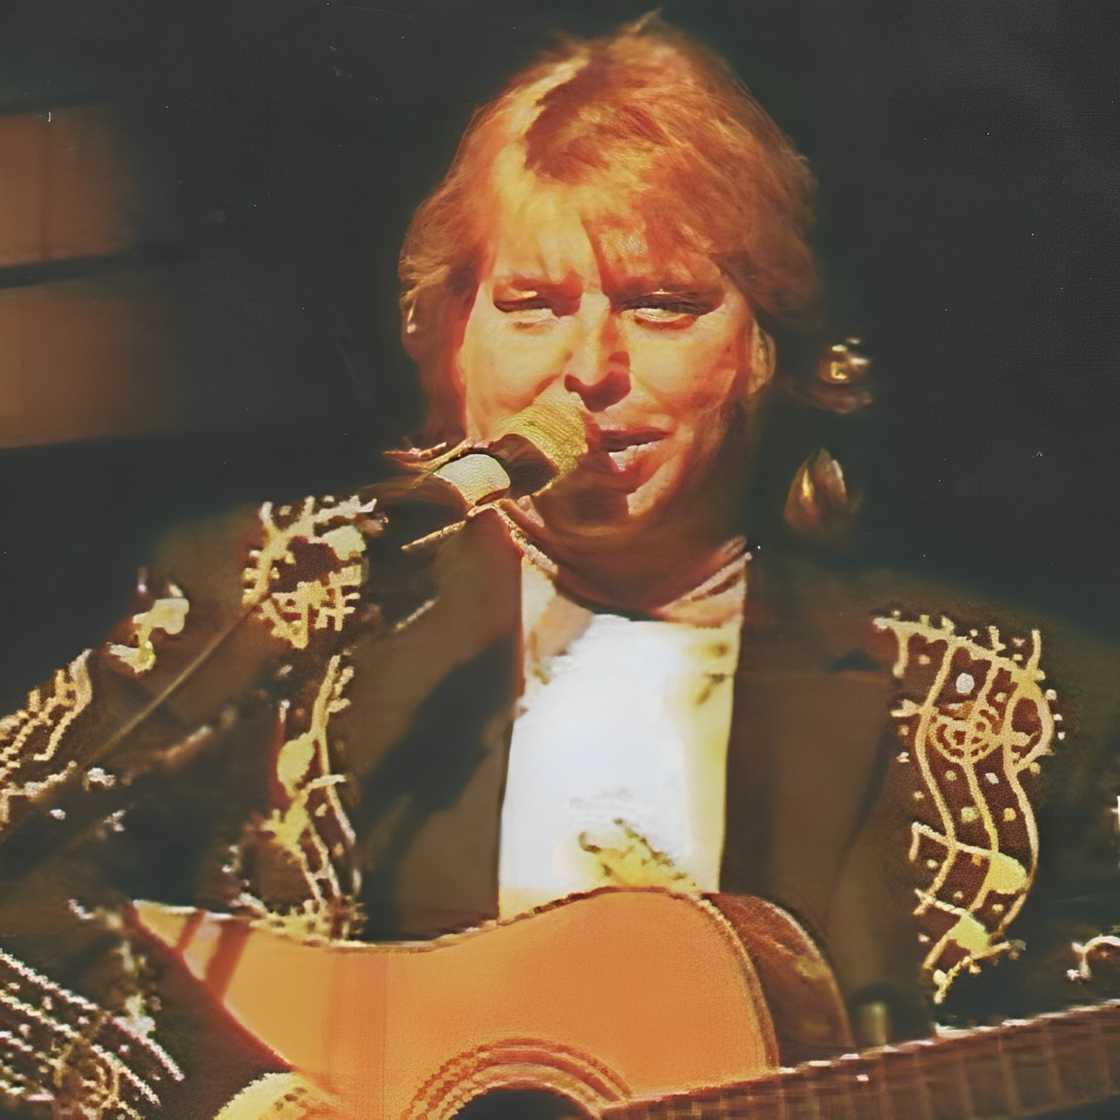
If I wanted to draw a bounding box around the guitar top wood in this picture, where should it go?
[132,887,1120,1119]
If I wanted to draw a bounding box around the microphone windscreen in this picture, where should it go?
[485,402,588,496]
[386,403,588,507]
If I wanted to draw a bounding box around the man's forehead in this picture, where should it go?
[482,177,720,290]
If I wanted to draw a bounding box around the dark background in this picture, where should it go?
[1,0,1118,701]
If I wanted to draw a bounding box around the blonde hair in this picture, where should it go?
[399,15,821,434]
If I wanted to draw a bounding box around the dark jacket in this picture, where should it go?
[1,483,1117,1116]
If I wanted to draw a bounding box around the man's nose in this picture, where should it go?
[562,305,630,412]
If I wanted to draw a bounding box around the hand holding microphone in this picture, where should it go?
[379,402,589,554]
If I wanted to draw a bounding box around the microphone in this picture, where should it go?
[388,402,589,508]
[374,402,589,561]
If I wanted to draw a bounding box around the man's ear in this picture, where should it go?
[401,299,423,361]
[745,321,777,397]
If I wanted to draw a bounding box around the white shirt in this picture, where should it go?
[497,560,744,919]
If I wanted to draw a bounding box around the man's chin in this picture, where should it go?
[533,477,673,547]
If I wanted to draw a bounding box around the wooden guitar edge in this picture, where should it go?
[707,893,855,1062]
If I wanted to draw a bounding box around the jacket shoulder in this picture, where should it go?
[788,550,1120,1016]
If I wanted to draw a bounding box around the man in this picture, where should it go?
[1,16,1118,1119]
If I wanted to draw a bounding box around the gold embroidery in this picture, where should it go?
[874,613,1056,1002]
[243,495,375,601]
[107,585,190,674]
[242,655,361,939]
[243,494,378,650]
[0,947,181,1119]
[0,651,93,830]
[255,564,364,651]
[1068,933,1120,989]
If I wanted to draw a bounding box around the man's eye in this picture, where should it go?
[621,295,713,326]
[494,299,557,324]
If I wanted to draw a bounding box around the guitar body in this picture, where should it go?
[134,888,850,1119]
[133,890,1120,1118]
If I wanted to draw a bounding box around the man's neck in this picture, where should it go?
[509,513,749,626]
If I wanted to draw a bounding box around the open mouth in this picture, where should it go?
[581,427,668,484]
[590,427,667,452]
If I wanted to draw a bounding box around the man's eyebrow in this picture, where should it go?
[492,274,581,296]
[609,277,723,300]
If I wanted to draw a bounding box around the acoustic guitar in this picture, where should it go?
[133,888,1120,1119]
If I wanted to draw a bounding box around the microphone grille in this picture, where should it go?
[491,402,588,481]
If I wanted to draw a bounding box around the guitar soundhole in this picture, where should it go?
[451,1088,592,1119]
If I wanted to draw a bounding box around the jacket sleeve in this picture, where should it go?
[0,486,413,1118]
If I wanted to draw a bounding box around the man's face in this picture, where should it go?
[455,182,766,544]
